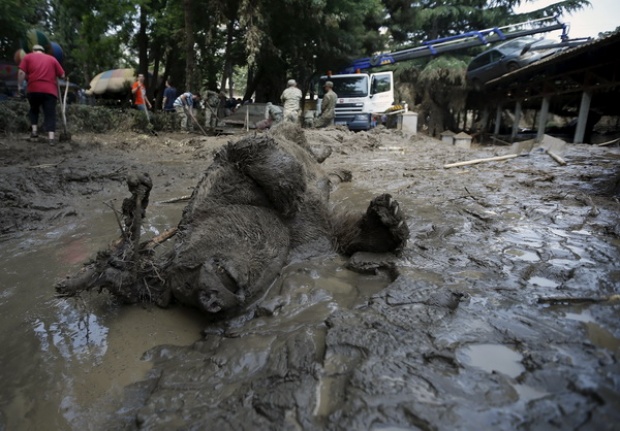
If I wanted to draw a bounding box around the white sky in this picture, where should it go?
[516,0,620,38]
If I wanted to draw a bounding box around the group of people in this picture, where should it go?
[258,78,337,130]
[133,76,199,131]
[142,75,338,132]
[17,46,338,144]
[134,77,227,133]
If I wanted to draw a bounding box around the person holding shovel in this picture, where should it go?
[173,91,201,132]
[17,44,65,146]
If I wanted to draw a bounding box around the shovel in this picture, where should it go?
[182,104,209,136]
[205,103,218,130]
[139,91,158,136]
[143,107,158,136]
[57,78,71,142]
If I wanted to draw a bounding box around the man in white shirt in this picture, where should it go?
[280,79,302,124]
[173,91,201,132]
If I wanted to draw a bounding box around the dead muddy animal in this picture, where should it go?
[56,124,410,319]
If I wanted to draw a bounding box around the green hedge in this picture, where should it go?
[0,99,181,135]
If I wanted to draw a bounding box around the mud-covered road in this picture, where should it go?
[1,126,619,430]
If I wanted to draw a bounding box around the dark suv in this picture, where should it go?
[466,36,564,89]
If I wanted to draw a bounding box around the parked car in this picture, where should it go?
[466,36,565,89]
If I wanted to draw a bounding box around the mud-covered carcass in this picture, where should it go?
[56,124,409,319]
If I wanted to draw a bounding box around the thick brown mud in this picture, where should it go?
[1,127,619,430]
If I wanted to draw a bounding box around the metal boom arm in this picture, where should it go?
[341,17,568,73]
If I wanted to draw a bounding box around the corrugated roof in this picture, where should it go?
[486,30,620,86]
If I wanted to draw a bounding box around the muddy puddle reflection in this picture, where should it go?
[0,203,205,429]
[0,187,395,429]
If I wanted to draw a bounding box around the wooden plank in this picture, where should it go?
[546,150,567,166]
[443,154,519,168]
[596,137,620,147]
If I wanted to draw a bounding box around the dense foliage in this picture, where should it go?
[1,0,591,124]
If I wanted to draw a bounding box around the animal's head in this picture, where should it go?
[195,261,246,315]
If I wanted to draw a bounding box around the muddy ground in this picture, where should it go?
[1,124,619,430]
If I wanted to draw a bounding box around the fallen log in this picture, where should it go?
[443,154,519,169]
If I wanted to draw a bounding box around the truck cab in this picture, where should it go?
[317,71,394,131]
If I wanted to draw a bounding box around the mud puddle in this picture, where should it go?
[0,203,200,429]
[0,188,392,430]
[1,130,620,429]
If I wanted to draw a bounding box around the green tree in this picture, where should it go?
[11,0,592,118]
[0,0,45,60]
[48,0,134,86]
[382,0,591,135]
[234,0,385,102]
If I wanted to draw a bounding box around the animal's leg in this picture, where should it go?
[334,193,409,255]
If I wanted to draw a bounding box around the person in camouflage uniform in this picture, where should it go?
[255,102,283,130]
[204,89,221,129]
[314,81,337,128]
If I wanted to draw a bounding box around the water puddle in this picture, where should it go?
[527,276,559,288]
[584,321,620,357]
[563,307,620,356]
[0,189,395,429]
[564,308,595,323]
[456,343,547,403]
[503,247,540,262]
[457,343,524,378]
[0,202,199,430]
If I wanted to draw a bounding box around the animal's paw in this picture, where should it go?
[367,194,410,253]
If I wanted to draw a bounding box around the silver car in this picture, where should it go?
[466,36,564,89]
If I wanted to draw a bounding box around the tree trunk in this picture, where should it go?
[184,0,196,91]
[152,51,162,110]
[220,21,234,95]
[137,5,149,78]
[243,66,260,102]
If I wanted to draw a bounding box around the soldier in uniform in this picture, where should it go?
[204,89,221,130]
[314,81,337,128]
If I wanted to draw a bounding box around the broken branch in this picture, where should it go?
[143,227,178,251]
[27,158,66,169]
[158,195,192,204]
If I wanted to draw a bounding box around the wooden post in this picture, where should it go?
[536,96,550,143]
[511,101,522,141]
[494,105,502,137]
[574,91,592,144]
[480,108,489,133]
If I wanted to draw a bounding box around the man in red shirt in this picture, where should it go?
[131,73,152,112]
[18,44,66,146]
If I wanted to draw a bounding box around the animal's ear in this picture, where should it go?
[225,136,307,218]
